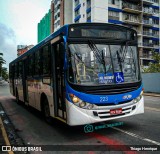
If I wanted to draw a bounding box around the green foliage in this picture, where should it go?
[1,67,9,80]
[0,52,8,79]
[143,51,160,73]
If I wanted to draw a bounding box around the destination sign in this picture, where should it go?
[81,29,124,39]
[69,25,136,40]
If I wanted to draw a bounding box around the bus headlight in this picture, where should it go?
[72,96,79,103]
[133,91,143,103]
[69,94,95,110]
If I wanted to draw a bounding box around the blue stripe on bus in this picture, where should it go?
[66,83,142,104]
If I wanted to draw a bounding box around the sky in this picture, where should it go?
[0,0,51,68]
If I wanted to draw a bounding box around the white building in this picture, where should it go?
[72,0,160,66]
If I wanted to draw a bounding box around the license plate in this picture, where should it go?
[110,108,122,115]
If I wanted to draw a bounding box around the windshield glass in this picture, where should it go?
[68,43,139,85]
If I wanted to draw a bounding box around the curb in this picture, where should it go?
[0,102,26,154]
[143,93,160,97]
[0,117,14,154]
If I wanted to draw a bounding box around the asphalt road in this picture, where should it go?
[0,83,160,154]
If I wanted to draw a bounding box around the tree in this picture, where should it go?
[143,51,160,73]
[0,52,6,77]
[1,67,9,80]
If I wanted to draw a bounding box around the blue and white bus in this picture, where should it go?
[9,23,144,126]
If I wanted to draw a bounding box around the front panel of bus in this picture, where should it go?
[65,23,144,126]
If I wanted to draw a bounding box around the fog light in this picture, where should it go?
[87,104,94,110]
[133,99,137,103]
[79,102,86,108]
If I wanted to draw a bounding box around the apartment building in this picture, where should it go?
[73,0,160,66]
[37,0,159,66]
[51,0,73,32]
[38,0,72,42]
[17,45,34,57]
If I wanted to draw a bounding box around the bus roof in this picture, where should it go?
[9,23,135,65]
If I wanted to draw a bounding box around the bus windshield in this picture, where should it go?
[68,42,139,85]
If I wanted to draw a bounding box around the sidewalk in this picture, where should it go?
[0,102,25,154]
[143,92,160,97]
[0,118,9,154]
[0,103,11,153]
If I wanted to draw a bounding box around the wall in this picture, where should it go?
[92,0,108,22]
[142,73,160,93]
[64,0,73,24]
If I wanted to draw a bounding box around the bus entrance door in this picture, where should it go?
[52,40,66,121]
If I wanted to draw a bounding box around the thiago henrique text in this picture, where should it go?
[130,146,158,151]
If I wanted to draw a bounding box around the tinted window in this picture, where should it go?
[35,51,41,76]
[42,45,51,75]
[28,55,34,76]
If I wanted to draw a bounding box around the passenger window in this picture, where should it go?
[15,63,19,78]
[35,51,41,76]
[28,55,34,76]
[42,45,51,75]
[19,61,23,78]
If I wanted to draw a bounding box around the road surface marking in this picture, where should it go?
[145,106,160,112]
[87,132,137,154]
[112,127,160,146]
[0,117,14,154]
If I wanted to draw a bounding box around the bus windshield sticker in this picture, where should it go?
[114,72,124,83]
[98,73,114,84]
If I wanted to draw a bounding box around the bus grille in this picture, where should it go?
[93,106,135,119]
[95,100,132,106]
[86,87,138,95]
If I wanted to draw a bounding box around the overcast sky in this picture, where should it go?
[0,0,51,68]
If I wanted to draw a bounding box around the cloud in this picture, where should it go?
[0,0,52,69]
[0,23,17,68]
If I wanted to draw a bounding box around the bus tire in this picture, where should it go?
[42,97,52,124]
[16,90,20,105]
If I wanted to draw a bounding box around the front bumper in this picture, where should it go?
[66,96,144,126]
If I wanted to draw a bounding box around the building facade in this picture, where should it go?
[38,0,73,42]
[37,0,159,66]
[73,0,160,66]
[51,0,73,32]
[38,9,51,43]
[17,45,34,57]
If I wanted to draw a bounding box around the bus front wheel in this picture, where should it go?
[42,98,52,124]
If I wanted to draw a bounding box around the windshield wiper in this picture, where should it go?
[116,50,123,72]
[88,40,106,74]
[118,40,135,62]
